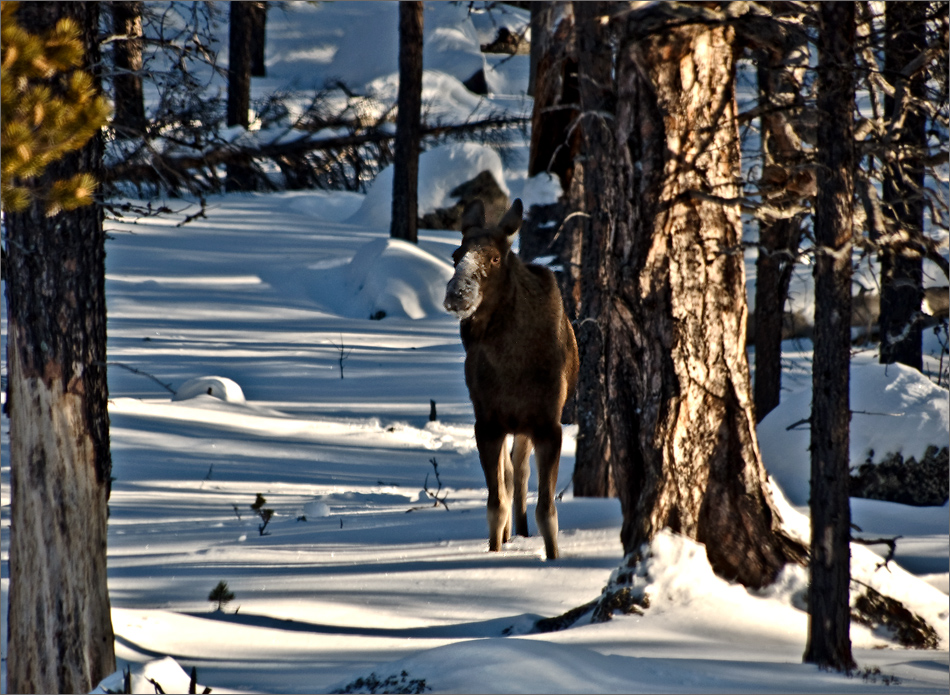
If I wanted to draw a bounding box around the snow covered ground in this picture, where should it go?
[1,3,948,693]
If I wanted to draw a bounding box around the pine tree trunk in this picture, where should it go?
[5,4,116,692]
[594,16,805,588]
[226,1,255,191]
[110,1,146,136]
[390,1,423,243]
[803,1,856,672]
[752,20,808,423]
[879,1,926,370]
[572,1,617,498]
[248,1,268,78]
[527,2,577,189]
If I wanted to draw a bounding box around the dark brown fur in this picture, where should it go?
[444,199,579,559]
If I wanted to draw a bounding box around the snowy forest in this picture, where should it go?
[1,2,948,694]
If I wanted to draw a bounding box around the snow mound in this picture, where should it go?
[337,238,454,320]
[758,357,949,506]
[303,499,331,518]
[172,376,246,403]
[348,141,508,229]
[92,657,200,695]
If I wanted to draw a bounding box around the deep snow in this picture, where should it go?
[1,2,948,694]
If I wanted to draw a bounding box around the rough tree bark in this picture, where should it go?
[527,2,577,190]
[226,1,254,191]
[584,11,806,588]
[4,3,116,692]
[110,0,146,136]
[390,1,423,244]
[752,8,809,422]
[571,1,617,498]
[803,1,856,672]
[878,1,927,370]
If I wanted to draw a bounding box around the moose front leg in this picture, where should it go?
[533,425,562,560]
[475,422,511,552]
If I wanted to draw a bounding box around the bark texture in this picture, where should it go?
[248,1,268,78]
[572,1,617,498]
[5,4,116,692]
[588,18,806,589]
[879,1,927,370]
[110,1,146,136]
[390,1,424,244]
[803,2,857,672]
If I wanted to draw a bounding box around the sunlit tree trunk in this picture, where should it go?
[581,11,806,588]
[110,0,146,136]
[5,3,116,692]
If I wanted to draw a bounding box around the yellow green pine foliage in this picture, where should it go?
[1,1,111,215]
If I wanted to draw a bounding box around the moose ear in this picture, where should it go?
[460,200,486,235]
[499,198,524,237]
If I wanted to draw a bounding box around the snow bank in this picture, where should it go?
[172,376,246,403]
[349,141,508,229]
[758,357,949,506]
[340,238,454,320]
[92,657,200,695]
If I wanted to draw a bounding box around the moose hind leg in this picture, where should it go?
[533,425,562,560]
[511,435,532,537]
[501,440,514,543]
[475,423,510,552]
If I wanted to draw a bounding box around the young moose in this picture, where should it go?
[444,199,578,559]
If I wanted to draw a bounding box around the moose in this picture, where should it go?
[443,198,578,560]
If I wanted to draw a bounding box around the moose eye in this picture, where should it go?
[490,254,500,266]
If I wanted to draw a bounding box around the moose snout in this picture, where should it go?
[444,275,480,320]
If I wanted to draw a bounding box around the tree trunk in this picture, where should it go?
[226,1,254,191]
[803,1,856,672]
[527,2,577,190]
[5,3,116,692]
[752,16,809,423]
[571,1,617,498]
[591,14,806,589]
[878,1,927,370]
[390,1,424,243]
[110,1,146,136]
[248,1,268,78]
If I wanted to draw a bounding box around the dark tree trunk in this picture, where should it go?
[803,2,856,672]
[878,1,927,370]
[248,1,268,78]
[390,1,424,243]
[110,1,146,136]
[752,18,809,423]
[571,1,617,498]
[581,14,806,589]
[527,2,577,189]
[226,1,255,191]
[4,3,116,692]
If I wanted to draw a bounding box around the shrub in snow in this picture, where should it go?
[332,670,429,694]
[850,445,949,507]
[208,580,235,612]
[172,376,246,403]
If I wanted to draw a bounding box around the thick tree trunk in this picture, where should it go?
[390,1,424,243]
[571,1,617,498]
[226,1,255,191]
[110,1,146,136]
[879,1,927,370]
[5,4,116,692]
[753,20,809,423]
[592,17,806,589]
[804,2,856,672]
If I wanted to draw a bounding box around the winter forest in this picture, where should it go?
[1,2,948,694]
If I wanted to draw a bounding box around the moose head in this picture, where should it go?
[443,198,524,321]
